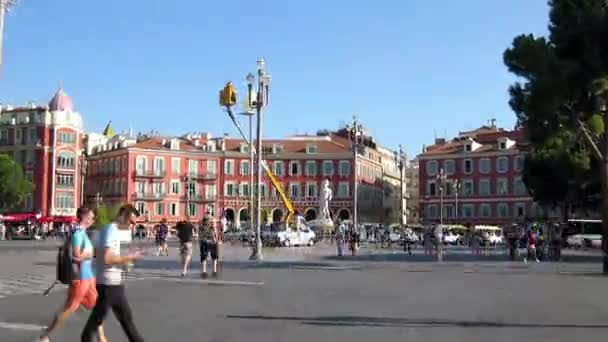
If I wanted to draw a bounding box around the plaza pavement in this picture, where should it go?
[0,242,607,341]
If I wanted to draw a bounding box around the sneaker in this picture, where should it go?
[181,272,186,277]
[201,272,208,279]
[536,259,540,263]
[523,258,528,264]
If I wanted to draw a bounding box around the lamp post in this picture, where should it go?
[394,145,407,230]
[349,117,363,235]
[436,168,447,225]
[0,0,17,77]
[453,179,460,223]
[244,72,255,232]
[219,58,270,261]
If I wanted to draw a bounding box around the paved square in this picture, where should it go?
[1,242,607,341]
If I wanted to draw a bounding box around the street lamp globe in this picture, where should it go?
[256,57,265,71]
[246,72,255,85]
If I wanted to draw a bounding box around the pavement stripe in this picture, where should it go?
[155,277,264,286]
[0,321,46,331]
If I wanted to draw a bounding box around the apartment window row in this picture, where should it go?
[57,152,75,169]
[425,202,528,219]
[135,202,214,217]
[426,177,527,197]
[0,128,39,145]
[426,156,525,176]
[222,181,351,198]
[58,132,76,144]
[224,160,351,177]
[56,174,74,187]
[134,157,217,176]
[55,192,74,209]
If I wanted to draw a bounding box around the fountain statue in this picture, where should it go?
[319,179,333,223]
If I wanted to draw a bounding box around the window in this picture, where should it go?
[499,141,507,150]
[258,184,267,198]
[514,177,527,195]
[224,160,234,175]
[463,159,473,174]
[188,203,197,216]
[338,182,349,198]
[0,129,7,144]
[57,174,74,187]
[462,180,473,196]
[497,203,509,218]
[444,205,454,218]
[514,156,524,172]
[273,161,284,176]
[464,144,472,152]
[444,180,452,196]
[427,180,437,196]
[15,128,22,144]
[57,152,75,169]
[224,183,235,196]
[339,160,350,176]
[185,182,196,197]
[240,144,249,153]
[206,184,217,198]
[478,179,490,196]
[55,192,74,209]
[322,161,334,176]
[25,150,35,165]
[443,160,455,175]
[172,158,180,175]
[169,203,178,216]
[306,144,318,154]
[188,159,197,175]
[58,132,75,144]
[171,180,180,195]
[289,161,301,176]
[122,156,127,171]
[461,204,474,218]
[515,203,526,218]
[241,183,250,196]
[135,157,146,175]
[426,205,438,218]
[290,183,299,198]
[496,157,509,173]
[136,202,145,216]
[496,178,508,195]
[305,161,317,176]
[479,159,490,174]
[155,202,164,216]
[29,128,38,145]
[24,193,33,210]
[479,204,491,217]
[207,160,216,175]
[306,183,317,197]
[240,160,250,176]
[134,182,145,195]
[426,160,438,176]
[153,158,164,176]
[153,182,164,195]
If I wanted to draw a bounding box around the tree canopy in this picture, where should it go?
[504,0,608,212]
[0,154,34,210]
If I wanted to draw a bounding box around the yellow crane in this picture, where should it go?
[220,82,295,226]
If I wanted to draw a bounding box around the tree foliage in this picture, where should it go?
[94,204,121,228]
[504,0,608,212]
[0,154,34,210]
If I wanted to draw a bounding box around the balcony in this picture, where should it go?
[132,192,166,201]
[188,194,217,203]
[183,172,217,181]
[133,170,166,179]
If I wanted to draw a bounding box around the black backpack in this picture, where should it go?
[56,233,81,284]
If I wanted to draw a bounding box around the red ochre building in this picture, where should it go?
[417,123,559,226]
[84,126,389,226]
[0,89,84,219]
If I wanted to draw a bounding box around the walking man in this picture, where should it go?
[176,220,194,277]
[40,207,107,342]
[198,215,219,278]
[80,204,145,342]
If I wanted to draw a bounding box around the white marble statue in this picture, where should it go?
[319,179,333,221]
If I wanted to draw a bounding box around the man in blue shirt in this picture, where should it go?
[40,207,106,342]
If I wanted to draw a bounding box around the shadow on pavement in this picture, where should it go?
[133,258,341,271]
[323,252,603,264]
[226,314,608,329]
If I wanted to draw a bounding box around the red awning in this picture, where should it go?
[1,213,39,222]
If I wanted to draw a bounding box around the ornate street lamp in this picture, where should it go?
[394,145,407,229]
[348,116,364,234]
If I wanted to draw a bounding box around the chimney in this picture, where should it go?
[161,138,167,146]
[434,138,446,145]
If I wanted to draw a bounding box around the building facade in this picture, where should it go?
[84,125,390,226]
[417,124,550,225]
[405,158,420,224]
[0,89,84,217]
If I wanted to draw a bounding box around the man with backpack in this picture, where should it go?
[199,215,219,278]
[81,204,145,342]
[176,220,194,277]
[39,207,107,342]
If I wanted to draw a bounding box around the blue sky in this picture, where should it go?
[0,0,549,158]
